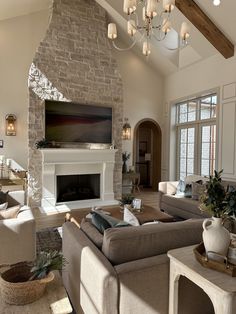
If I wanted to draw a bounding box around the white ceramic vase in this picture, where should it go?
[202,217,230,257]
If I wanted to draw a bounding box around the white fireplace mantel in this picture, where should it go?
[40,148,118,212]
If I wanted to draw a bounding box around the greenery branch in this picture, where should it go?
[29,250,67,281]
[122,152,130,162]
[199,169,236,219]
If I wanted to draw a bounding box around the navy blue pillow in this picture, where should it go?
[0,191,8,205]
[91,211,130,234]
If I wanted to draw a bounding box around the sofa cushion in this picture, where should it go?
[192,181,206,200]
[80,219,103,249]
[0,205,21,220]
[102,220,203,265]
[162,194,205,217]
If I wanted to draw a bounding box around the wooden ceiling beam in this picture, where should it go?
[175,0,234,59]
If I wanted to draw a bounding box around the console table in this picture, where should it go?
[122,172,140,194]
[168,245,236,314]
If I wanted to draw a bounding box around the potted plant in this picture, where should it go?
[122,152,130,173]
[119,194,135,212]
[0,250,67,305]
[35,138,52,149]
[199,170,236,257]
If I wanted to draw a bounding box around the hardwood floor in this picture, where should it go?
[134,188,161,210]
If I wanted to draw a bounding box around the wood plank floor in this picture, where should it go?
[34,188,161,231]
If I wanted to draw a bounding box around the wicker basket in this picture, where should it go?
[0,263,54,305]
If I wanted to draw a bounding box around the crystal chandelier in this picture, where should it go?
[107,0,190,56]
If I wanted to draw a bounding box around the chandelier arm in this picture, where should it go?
[112,33,145,52]
[130,11,141,31]
[160,11,171,28]
[152,32,167,42]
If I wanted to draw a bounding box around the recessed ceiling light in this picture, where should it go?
[213,0,221,6]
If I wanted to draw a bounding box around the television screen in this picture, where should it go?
[45,100,112,144]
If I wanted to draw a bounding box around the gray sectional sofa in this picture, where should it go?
[158,181,210,219]
[62,218,214,314]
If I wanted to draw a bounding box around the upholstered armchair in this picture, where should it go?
[0,191,36,265]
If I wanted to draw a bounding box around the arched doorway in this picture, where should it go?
[133,119,162,190]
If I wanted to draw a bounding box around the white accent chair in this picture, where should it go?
[0,191,36,265]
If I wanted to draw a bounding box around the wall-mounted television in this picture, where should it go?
[45,100,112,146]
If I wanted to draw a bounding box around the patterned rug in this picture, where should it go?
[36,227,62,255]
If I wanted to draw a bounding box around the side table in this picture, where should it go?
[0,270,72,314]
[168,245,236,314]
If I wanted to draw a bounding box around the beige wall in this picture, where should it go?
[164,53,236,181]
[0,10,50,168]
[114,50,164,169]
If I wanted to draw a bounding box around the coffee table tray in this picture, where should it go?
[194,242,236,277]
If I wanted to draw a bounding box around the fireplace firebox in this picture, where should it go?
[57,174,100,203]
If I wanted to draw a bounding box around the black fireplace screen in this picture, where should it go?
[56,174,100,203]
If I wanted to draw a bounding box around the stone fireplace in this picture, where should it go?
[28,0,123,208]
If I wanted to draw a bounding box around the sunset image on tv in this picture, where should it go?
[45,100,112,144]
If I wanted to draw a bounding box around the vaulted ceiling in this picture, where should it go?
[0,0,235,76]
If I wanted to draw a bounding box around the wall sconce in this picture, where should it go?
[122,118,131,140]
[5,114,17,136]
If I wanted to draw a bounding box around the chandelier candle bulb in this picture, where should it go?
[127,20,137,36]
[143,41,151,56]
[123,0,137,15]
[180,21,190,42]
[142,7,146,21]
[163,0,175,12]
[108,23,117,39]
[146,0,157,18]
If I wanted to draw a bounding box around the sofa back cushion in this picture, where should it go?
[80,219,104,249]
[102,220,203,265]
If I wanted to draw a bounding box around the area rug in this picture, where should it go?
[36,227,62,254]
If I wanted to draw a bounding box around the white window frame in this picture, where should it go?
[176,94,217,180]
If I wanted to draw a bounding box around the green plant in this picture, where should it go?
[35,138,52,149]
[199,170,236,218]
[122,152,130,162]
[29,251,67,281]
[119,194,135,206]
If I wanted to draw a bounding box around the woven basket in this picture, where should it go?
[0,263,54,305]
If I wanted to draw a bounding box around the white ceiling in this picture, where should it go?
[0,0,235,76]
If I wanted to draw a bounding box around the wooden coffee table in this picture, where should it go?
[69,205,174,225]
[0,271,72,314]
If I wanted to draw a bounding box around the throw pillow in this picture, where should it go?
[192,181,206,200]
[123,206,140,226]
[91,211,130,234]
[0,191,9,205]
[184,184,192,198]
[0,205,20,220]
[176,180,185,196]
[0,202,8,210]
